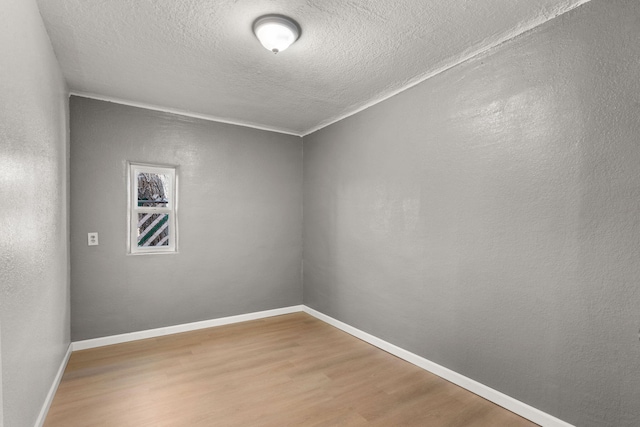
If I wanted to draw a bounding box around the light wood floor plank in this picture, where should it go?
[44,312,537,426]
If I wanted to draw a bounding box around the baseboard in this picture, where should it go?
[35,343,72,427]
[302,306,573,427]
[64,304,571,426]
[72,305,304,351]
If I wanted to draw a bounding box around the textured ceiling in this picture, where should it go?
[37,0,590,136]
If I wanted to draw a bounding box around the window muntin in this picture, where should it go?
[128,163,177,254]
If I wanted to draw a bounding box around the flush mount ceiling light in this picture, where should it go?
[252,15,300,54]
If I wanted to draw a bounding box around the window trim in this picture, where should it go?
[127,161,178,255]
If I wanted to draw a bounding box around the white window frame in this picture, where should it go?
[127,162,178,255]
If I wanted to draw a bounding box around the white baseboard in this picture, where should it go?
[35,343,72,427]
[302,306,573,427]
[59,304,571,427]
[72,305,304,351]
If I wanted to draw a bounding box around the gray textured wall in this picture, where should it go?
[303,0,640,425]
[0,1,70,426]
[70,97,303,341]
[0,331,2,427]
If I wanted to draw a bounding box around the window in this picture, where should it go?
[128,162,177,254]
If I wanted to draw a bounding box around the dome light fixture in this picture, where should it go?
[252,15,300,54]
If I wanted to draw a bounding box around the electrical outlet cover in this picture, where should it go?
[88,232,99,246]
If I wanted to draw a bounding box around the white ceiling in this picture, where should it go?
[37,0,589,136]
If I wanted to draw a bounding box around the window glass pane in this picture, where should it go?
[137,172,170,207]
[137,213,170,247]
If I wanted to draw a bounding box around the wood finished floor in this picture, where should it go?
[45,313,537,426]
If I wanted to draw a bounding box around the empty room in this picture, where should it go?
[2,0,639,426]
